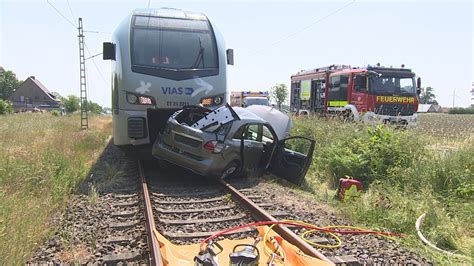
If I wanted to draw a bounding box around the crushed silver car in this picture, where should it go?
[152,104,315,185]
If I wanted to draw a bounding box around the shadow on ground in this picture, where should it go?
[78,140,143,195]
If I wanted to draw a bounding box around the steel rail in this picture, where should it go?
[138,161,163,266]
[219,179,334,264]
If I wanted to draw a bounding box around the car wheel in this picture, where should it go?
[220,161,240,179]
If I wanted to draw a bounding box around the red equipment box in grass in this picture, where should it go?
[337,176,362,201]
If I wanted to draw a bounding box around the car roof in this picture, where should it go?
[233,107,266,123]
[232,106,292,140]
[245,105,292,140]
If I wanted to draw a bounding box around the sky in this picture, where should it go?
[1,0,473,108]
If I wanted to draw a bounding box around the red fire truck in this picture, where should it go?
[290,64,421,126]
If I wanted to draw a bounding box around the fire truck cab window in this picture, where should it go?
[329,75,349,101]
[354,75,368,93]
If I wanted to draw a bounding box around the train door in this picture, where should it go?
[351,74,369,113]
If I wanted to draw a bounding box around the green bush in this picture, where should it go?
[0,99,13,115]
[448,107,474,114]
[50,110,60,116]
[318,125,424,187]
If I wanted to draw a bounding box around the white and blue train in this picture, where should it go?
[103,8,233,151]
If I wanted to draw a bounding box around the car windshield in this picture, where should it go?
[131,16,218,70]
[369,76,416,96]
[244,98,269,106]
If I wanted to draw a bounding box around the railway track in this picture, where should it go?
[139,160,343,265]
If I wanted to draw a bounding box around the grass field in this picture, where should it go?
[0,113,112,264]
[292,113,473,264]
[415,113,474,140]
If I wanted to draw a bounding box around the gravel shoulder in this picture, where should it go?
[28,143,148,264]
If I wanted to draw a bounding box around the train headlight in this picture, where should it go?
[138,96,153,105]
[201,95,224,106]
[213,96,223,105]
[126,92,154,105]
[200,97,213,106]
[127,93,138,104]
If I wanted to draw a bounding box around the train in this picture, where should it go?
[103,8,234,152]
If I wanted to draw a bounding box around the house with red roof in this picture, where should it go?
[7,76,60,112]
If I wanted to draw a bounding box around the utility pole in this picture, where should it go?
[471,82,474,107]
[452,88,455,108]
[78,17,88,130]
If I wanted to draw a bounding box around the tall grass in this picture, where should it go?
[0,113,111,264]
[292,116,473,263]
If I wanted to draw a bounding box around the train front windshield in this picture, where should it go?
[131,16,218,72]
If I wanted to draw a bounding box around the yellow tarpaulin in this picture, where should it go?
[153,226,333,266]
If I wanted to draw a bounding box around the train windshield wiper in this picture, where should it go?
[191,37,205,69]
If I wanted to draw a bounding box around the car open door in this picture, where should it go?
[269,136,315,185]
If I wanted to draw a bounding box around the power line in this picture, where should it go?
[47,1,108,86]
[66,0,76,22]
[84,42,108,84]
[85,52,103,60]
[250,0,356,55]
[83,30,112,34]
[46,0,76,28]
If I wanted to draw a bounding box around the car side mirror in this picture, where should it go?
[226,49,234,65]
[103,42,116,60]
[417,77,421,89]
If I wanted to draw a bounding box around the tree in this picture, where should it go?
[88,101,103,114]
[0,67,22,100]
[0,99,13,115]
[419,87,438,105]
[270,83,288,110]
[63,95,80,113]
[50,91,63,101]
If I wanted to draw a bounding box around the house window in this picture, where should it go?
[20,96,24,102]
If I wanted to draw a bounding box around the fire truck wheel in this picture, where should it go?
[344,111,354,122]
